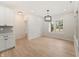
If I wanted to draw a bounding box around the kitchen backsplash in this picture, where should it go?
[0,26,13,33]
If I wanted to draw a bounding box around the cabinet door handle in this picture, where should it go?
[5,39,8,40]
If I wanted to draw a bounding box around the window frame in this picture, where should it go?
[49,19,63,33]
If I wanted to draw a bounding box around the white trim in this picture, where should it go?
[28,34,42,40]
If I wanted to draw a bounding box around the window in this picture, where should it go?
[49,19,63,32]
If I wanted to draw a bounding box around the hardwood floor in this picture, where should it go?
[0,37,75,57]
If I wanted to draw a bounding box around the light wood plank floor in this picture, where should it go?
[0,37,75,57]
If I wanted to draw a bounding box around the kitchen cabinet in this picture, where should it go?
[0,35,5,51]
[0,6,15,26]
[0,6,5,26]
[4,7,15,26]
[0,33,15,52]
[4,33,15,49]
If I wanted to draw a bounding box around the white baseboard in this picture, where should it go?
[16,33,27,40]
[42,34,74,42]
[28,34,41,40]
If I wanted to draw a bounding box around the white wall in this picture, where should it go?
[27,14,43,40]
[15,13,26,39]
[72,2,79,57]
[42,12,74,41]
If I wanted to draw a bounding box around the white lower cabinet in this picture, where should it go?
[5,34,15,49]
[0,36,5,51]
[0,33,15,52]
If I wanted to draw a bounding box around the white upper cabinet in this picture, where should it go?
[0,6,15,26]
[4,7,15,26]
[0,6,5,26]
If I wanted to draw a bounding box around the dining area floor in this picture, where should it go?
[0,37,75,57]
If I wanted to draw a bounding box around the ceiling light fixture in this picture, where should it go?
[44,10,52,22]
[18,11,23,14]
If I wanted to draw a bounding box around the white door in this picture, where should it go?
[0,36,5,51]
[0,6,5,26]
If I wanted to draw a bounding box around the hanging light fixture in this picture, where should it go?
[44,10,52,22]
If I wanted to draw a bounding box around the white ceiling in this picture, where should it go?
[0,1,77,17]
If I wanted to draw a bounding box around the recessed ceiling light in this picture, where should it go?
[18,11,23,14]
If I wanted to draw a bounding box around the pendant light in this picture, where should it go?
[44,10,52,22]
